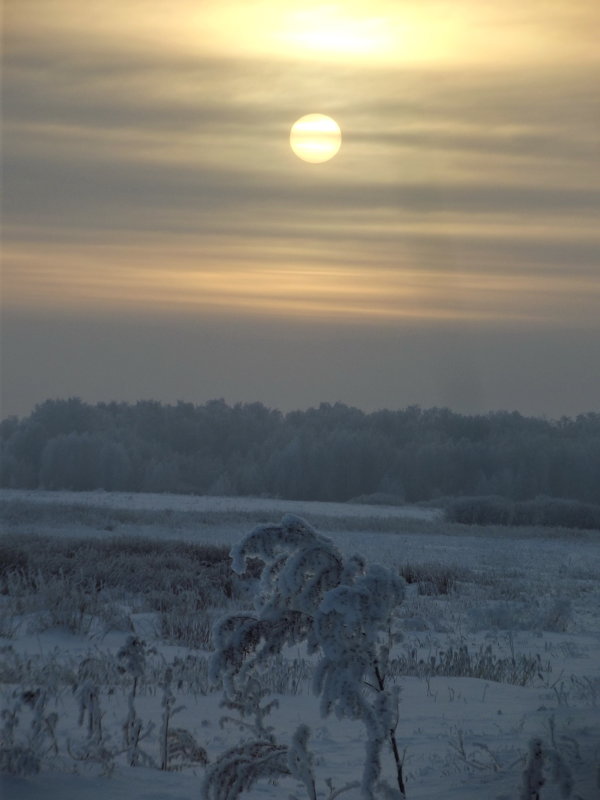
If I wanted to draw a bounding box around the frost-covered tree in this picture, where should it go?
[205,515,406,800]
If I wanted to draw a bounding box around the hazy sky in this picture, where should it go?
[2,0,599,418]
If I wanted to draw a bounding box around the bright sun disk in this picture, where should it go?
[290,114,342,164]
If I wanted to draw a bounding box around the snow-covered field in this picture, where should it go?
[0,489,439,521]
[1,490,599,799]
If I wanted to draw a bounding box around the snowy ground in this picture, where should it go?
[1,490,599,799]
[0,488,440,521]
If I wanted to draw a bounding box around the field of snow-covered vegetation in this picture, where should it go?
[1,489,599,799]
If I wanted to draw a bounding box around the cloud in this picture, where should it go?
[2,0,599,416]
[6,0,600,67]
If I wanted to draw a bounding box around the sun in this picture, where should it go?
[290,114,342,164]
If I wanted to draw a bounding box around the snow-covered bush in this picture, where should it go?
[205,515,406,800]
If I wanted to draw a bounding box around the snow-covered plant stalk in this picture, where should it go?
[203,740,289,800]
[122,692,145,766]
[77,680,103,744]
[29,690,58,759]
[118,636,154,766]
[160,667,179,770]
[160,667,174,770]
[159,667,206,771]
[164,728,208,770]
[117,635,148,700]
[0,690,57,776]
[218,671,279,742]
[0,695,19,752]
[313,566,406,799]
[121,704,155,768]
[520,736,573,799]
[71,654,127,773]
[208,515,406,800]
[287,724,317,800]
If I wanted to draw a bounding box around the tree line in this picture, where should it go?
[1,398,599,504]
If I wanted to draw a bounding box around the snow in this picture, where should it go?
[0,488,439,521]
[1,490,599,799]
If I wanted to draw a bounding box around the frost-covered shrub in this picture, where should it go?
[0,689,58,776]
[206,515,407,800]
[255,655,312,696]
[0,534,236,647]
[203,740,290,800]
[568,674,600,707]
[158,598,213,649]
[399,562,473,595]
[0,742,41,776]
[0,533,231,601]
[159,667,207,770]
[445,495,513,526]
[0,645,78,688]
[117,637,155,766]
[390,643,548,686]
[538,599,572,633]
[446,495,600,531]
[33,575,101,635]
[96,601,134,633]
[348,493,406,507]
[0,568,105,635]
[518,496,600,531]
[160,654,211,696]
[0,605,20,639]
[163,727,208,770]
[468,598,572,633]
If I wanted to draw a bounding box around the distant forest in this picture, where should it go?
[1,398,599,505]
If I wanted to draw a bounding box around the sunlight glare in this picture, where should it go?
[281,8,393,56]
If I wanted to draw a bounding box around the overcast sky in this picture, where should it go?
[2,0,599,418]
